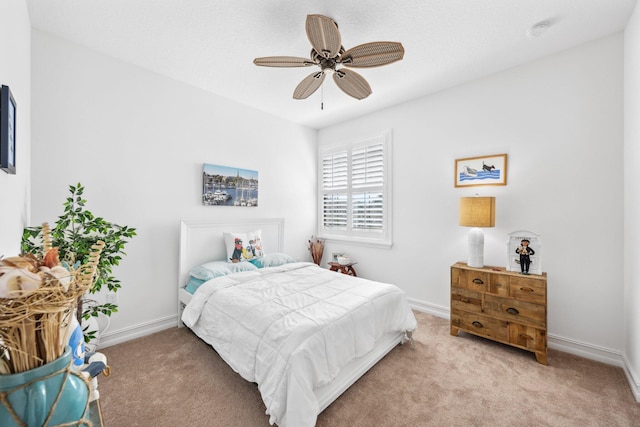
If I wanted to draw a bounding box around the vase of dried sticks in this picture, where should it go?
[308,236,324,266]
[0,223,105,427]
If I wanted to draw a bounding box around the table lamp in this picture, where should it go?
[459,197,495,268]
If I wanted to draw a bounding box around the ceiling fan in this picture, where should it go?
[254,14,404,101]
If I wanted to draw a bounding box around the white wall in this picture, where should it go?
[25,17,632,384]
[319,35,625,360]
[624,2,640,400]
[30,31,318,344]
[0,0,30,256]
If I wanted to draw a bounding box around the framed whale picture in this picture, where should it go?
[454,154,507,188]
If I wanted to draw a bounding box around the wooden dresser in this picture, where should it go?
[450,262,548,364]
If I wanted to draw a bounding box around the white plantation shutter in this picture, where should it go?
[352,144,384,188]
[322,151,348,229]
[319,131,392,246]
[322,151,348,189]
[351,143,384,231]
[352,191,383,230]
[323,193,348,229]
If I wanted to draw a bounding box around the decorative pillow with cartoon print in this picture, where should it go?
[223,230,264,262]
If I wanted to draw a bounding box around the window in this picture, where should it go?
[318,131,392,247]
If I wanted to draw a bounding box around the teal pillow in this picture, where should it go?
[190,260,258,281]
[185,276,206,294]
[227,261,259,273]
[190,261,233,280]
[249,253,295,268]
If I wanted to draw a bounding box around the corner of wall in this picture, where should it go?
[622,354,640,402]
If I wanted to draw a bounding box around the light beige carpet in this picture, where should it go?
[98,312,639,426]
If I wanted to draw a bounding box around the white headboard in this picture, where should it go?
[178,217,284,287]
[178,218,284,324]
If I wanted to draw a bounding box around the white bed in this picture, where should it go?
[177,218,416,427]
[177,218,286,320]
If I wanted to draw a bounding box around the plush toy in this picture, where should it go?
[82,352,110,378]
[81,352,110,401]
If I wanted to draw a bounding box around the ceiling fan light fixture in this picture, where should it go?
[254,14,404,101]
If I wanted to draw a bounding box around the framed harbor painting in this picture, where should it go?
[202,163,258,207]
[454,154,507,187]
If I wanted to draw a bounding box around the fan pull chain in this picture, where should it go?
[321,84,324,110]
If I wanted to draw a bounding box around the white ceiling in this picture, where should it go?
[26,0,637,129]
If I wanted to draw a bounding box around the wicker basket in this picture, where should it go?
[0,223,105,374]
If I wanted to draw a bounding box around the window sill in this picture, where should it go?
[317,234,392,249]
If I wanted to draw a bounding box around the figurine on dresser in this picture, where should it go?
[515,239,535,275]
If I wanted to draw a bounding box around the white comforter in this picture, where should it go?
[181,262,416,427]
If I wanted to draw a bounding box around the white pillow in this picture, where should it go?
[223,230,264,262]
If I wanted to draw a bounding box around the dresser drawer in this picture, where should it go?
[451,310,508,341]
[451,287,483,314]
[508,324,546,353]
[509,276,546,304]
[454,269,489,292]
[488,273,509,297]
[483,294,546,328]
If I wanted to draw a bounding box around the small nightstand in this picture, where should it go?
[328,262,358,276]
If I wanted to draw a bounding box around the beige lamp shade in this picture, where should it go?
[459,197,495,228]
[460,196,495,268]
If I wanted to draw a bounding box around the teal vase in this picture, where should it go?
[0,346,89,427]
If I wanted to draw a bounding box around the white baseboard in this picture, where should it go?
[407,297,449,318]
[543,336,640,403]
[622,353,640,402]
[409,298,639,402]
[97,314,177,350]
[546,333,624,367]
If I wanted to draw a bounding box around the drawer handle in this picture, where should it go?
[460,298,470,303]
[520,287,534,293]
[506,307,520,315]
[472,278,484,285]
[519,334,533,340]
[472,321,484,328]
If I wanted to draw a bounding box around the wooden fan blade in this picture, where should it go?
[340,42,405,68]
[254,56,316,67]
[333,69,372,100]
[306,15,341,59]
[293,71,326,99]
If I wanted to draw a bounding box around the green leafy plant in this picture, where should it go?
[21,183,136,342]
